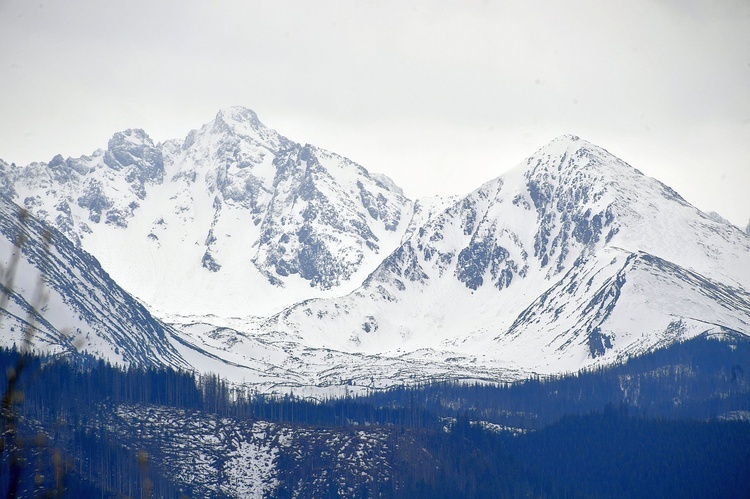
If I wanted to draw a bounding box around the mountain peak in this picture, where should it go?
[105,128,162,167]
[523,134,632,181]
[215,105,260,126]
[206,106,287,151]
[108,128,154,148]
[541,134,603,156]
[552,133,581,143]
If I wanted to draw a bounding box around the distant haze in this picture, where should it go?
[0,0,748,226]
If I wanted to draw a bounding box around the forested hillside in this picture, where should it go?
[2,331,749,497]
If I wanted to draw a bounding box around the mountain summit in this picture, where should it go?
[0,107,412,317]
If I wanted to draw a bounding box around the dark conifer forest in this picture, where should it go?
[2,332,749,497]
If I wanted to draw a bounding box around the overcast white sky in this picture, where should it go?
[1,0,748,226]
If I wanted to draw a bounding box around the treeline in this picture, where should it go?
[0,348,199,497]
[0,347,441,432]
[2,331,749,497]
[3,331,748,434]
[0,347,445,497]
[363,331,750,428]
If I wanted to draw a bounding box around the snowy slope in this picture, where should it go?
[0,195,187,368]
[2,111,748,389]
[0,107,412,317]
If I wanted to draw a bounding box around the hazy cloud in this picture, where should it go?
[0,0,748,225]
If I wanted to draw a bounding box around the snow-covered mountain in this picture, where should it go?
[0,107,411,317]
[195,134,750,385]
[0,195,186,368]
[2,110,748,389]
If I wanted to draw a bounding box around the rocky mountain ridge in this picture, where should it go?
[0,109,748,390]
[0,106,411,317]
[209,134,749,385]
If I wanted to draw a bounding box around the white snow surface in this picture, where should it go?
[2,112,749,390]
